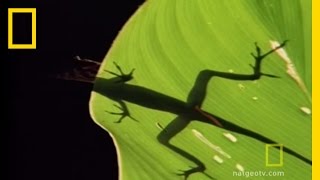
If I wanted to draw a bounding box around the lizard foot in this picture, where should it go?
[176,166,213,180]
[105,104,138,123]
[105,62,135,83]
[249,41,288,79]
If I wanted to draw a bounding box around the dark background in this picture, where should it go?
[3,0,144,179]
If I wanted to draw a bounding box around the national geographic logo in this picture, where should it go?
[8,8,36,49]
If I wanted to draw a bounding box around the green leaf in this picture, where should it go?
[89,0,311,179]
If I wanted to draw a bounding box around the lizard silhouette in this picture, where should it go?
[71,41,311,179]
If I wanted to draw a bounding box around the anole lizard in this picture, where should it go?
[61,41,311,179]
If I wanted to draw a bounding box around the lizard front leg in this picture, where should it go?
[105,62,135,83]
[105,100,137,123]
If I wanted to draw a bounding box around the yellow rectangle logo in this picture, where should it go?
[265,144,284,167]
[8,8,36,49]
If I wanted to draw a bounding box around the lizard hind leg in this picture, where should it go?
[157,116,214,179]
[186,41,288,127]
